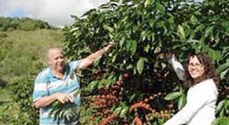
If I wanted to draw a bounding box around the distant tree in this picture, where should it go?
[0,17,11,31]
[0,17,55,31]
[9,17,20,30]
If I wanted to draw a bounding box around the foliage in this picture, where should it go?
[10,72,39,125]
[62,0,229,124]
[48,89,81,123]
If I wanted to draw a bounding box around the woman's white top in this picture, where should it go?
[163,55,218,125]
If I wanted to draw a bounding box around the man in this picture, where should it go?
[33,43,114,125]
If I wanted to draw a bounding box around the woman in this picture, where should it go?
[163,52,219,125]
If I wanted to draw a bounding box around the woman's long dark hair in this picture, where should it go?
[183,52,219,88]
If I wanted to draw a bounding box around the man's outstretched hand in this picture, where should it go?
[103,41,116,52]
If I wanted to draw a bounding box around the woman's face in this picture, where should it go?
[188,55,205,79]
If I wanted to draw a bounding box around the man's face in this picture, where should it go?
[48,48,65,73]
[188,55,205,79]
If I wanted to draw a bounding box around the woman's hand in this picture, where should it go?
[157,52,174,60]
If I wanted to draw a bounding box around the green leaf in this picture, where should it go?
[128,40,137,55]
[137,57,145,75]
[204,26,213,37]
[216,100,226,115]
[219,69,229,80]
[98,79,114,89]
[190,15,198,24]
[88,81,99,91]
[120,106,129,118]
[178,25,185,40]
[126,64,133,70]
[216,59,229,78]
[144,0,152,7]
[195,24,205,32]
[144,44,150,53]
[156,3,165,13]
[119,36,126,48]
[225,100,229,114]
[207,48,221,61]
[164,92,182,100]
[212,117,229,125]
[72,89,81,97]
[103,24,114,32]
[186,39,199,43]
[178,94,186,110]
[222,21,229,35]
[112,53,117,63]
[114,107,122,115]
[129,93,136,103]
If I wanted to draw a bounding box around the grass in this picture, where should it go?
[0,29,64,83]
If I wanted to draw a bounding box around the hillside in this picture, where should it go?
[0,29,64,124]
[0,29,64,84]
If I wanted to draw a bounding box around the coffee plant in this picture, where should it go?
[62,0,229,124]
[10,72,39,125]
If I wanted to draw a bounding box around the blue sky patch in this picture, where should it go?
[7,8,26,17]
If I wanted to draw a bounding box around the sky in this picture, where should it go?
[0,0,203,27]
[0,0,109,27]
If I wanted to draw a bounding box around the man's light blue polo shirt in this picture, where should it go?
[33,60,82,125]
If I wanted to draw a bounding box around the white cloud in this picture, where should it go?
[0,0,109,27]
